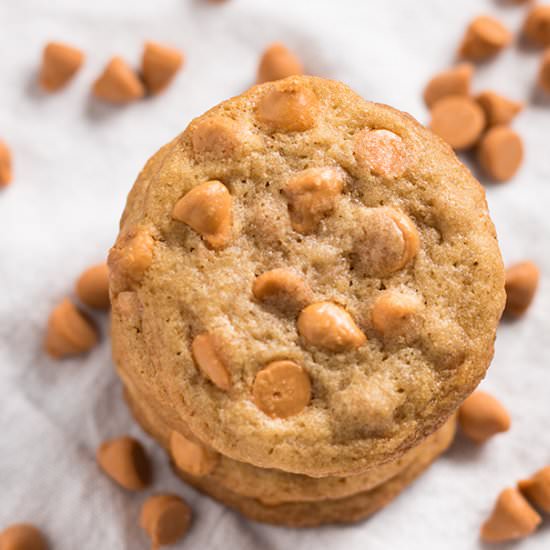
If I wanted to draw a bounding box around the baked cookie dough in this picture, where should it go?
[109,75,504,477]
[175,418,456,527]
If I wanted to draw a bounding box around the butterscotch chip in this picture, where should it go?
[478,125,523,182]
[191,333,231,390]
[93,57,145,104]
[354,207,420,276]
[170,430,219,476]
[141,41,184,95]
[172,181,232,249]
[430,95,486,150]
[476,91,523,127]
[253,360,311,418]
[75,262,110,310]
[523,5,550,47]
[0,139,13,188]
[108,226,155,294]
[353,129,410,178]
[504,261,539,317]
[256,84,319,132]
[191,117,246,159]
[253,268,312,312]
[458,390,511,443]
[371,291,422,337]
[39,42,84,92]
[423,63,474,108]
[44,298,98,358]
[519,466,550,513]
[257,42,303,84]
[298,302,366,352]
[283,167,344,233]
[538,48,550,94]
[140,494,191,549]
[0,524,48,550]
[97,436,152,490]
[481,488,541,543]
[459,15,512,61]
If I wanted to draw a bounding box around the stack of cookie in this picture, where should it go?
[109,76,505,526]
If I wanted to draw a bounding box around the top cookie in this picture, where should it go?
[109,76,505,477]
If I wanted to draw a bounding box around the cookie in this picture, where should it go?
[175,418,456,527]
[123,379,448,504]
[109,75,504,477]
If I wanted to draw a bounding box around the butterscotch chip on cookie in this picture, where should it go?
[169,430,219,476]
[459,15,512,61]
[110,76,504,477]
[0,139,13,188]
[39,42,84,92]
[257,42,303,84]
[93,57,145,104]
[141,41,184,95]
[423,63,474,108]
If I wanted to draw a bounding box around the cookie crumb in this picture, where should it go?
[39,42,84,92]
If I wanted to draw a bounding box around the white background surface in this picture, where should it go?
[1,0,549,548]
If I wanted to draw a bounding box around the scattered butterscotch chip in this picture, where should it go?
[253,360,311,418]
[44,298,98,358]
[172,181,232,249]
[97,436,152,490]
[283,167,344,233]
[140,494,191,549]
[141,41,184,95]
[458,390,511,443]
[481,488,541,543]
[523,5,550,48]
[108,226,155,294]
[504,261,540,317]
[298,301,366,352]
[538,48,550,94]
[371,291,422,337]
[354,207,420,276]
[0,524,48,550]
[478,125,523,182]
[430,95,486,150]
[353,129,410,178]
[476,91,523,127]
[191,333,231,390]
[252,268,312,312]
[256,84,319,132]
[519,466,550,513]
[459,15,512,61]
[76,262,110,310]
[170,430,219,476]
[93,57,145,104]
[39,42,84,92]
[423,63,474,108]
[257,42,303,84]
[0,139,13,188]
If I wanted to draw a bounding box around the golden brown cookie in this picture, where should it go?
[109,76,504,477]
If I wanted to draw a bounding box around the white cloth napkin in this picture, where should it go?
[1,0,549,548]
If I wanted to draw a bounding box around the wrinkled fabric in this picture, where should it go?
[1,0,549,548]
